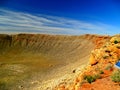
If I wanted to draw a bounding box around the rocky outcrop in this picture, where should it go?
[90,35,120,65]
[55,35,120,90]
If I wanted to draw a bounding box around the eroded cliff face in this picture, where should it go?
[0,34,96,62]
[0,34,111,65]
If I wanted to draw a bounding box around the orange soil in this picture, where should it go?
[79,77,120,90]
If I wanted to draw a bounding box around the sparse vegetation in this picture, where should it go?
[99,70,104,74]
[111,70,120,82]
[114,40,119,44]
[84,74,101,83]
[103,56,109,59]
[84,75,95,83]
[94,74,101,79]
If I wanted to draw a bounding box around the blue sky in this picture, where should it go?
[0,0,120,35]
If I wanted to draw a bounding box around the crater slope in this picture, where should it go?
[0,34,110,90]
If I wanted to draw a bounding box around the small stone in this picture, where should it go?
[72,69,76,73]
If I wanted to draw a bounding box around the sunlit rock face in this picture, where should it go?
[89,35,120,66]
